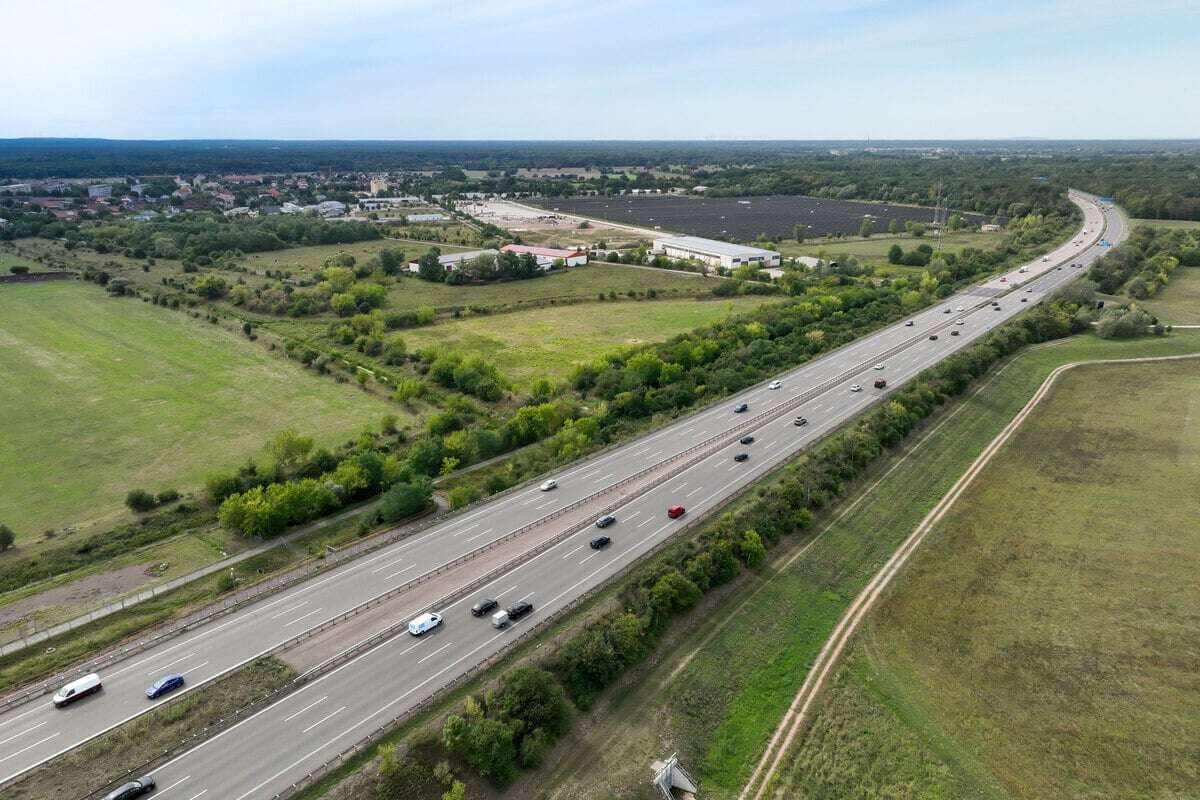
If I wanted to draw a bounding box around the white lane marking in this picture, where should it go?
[0,721,47,747]
[579,550,601,566]
[105,615,245,679]
[152,774,192,797]
[269,601,309,619]
[497,585,518,598]
[687,485,705,497]
[383,564,416,581]
[369,554,407,574]
[631,446,652,456]
[764,440,777,450]
[179,661,210,676]
[283,696,327,723]
[648,449,663,458]
[518,591,536,602]
[561,545,583,559]
[726,464,739,472]
[671,482,688,492]
[283,608,324,627]
[535,499,557,510]
[417,642,454,665]
[624,510,642,522]
[694,429,708,437]
[464,527,497,544]
[678,427,695,435]
[145,651,199,674]
[576,468,601,480]
[450,522,480,538]
[0,732,59,763]
[151,777,193,800]
[301,705,346,734]
[185,791,209,800]
[0,707,42,730]
[591,473,614,484]
[638,518,656,528]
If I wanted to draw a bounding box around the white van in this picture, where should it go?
[491,610,509,629]
[407,612,442,636]
[53,673,102,708]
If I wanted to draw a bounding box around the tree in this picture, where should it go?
[793,223,806,243]
[125,489,157,513]
[266,429,314,472]
[947,213,964,230]
[493,667,573,739]
[0,524,14,552]
[858,217,874,238]
[887,218,903,235]
[379,481,431,522]
[418,248,445,282]
[887,244,903,264]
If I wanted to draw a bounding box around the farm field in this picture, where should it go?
[0,281,398,539]
[239,237,473,276]
[0,246,48,273]
[774,357,1200,799]
[777,229,1006,270]
[398,295,775,387]
[1142,267,1200,325]
[523,331,1200,800]
[531,194,991,241]
[1132,217,1200,230]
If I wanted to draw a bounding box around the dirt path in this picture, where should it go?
[737,351,1200,800]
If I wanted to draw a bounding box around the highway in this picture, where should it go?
[0,192,1122,798]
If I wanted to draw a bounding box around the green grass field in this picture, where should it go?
[238,237,474,276]
[775,356,1200,799]
[0,281,398,539]
[398,295,773,387]
[528,330,1200,800]
[776,229,1005,270]
[1142,266,1200,325]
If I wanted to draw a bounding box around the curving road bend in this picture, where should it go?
[0,192,1122,798]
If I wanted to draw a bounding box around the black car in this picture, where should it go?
[471,598,498,617]
[793,416,808,426]
[905,320,915,326]
[733,402,749,413]
[507,601,534,621]
[993,305,1002,310]
[590,536,611,549]
[1021,297,1028,302]
[733,453,749,462]
[739,435,755,445]
[942,308,951,314]
[929,334,939,340]
[595,514,616,528]
[103,777,156,800]
[950,330,960,336]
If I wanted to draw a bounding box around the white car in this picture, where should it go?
[1019,267,1027,273]
[956,319,965,326]
[956,306,964,312]
[539,479,557,491]
[1041,256,1049,262]
[768,380,782,390]
[873,363,885,370]
[850,384,862,392]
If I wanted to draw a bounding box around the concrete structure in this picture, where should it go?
[762,267,786,280]
[315,200,347,217]
[405,213,447,223]
[651,235,780,270]
[369,178,388,196]
[0,183,31,194]
[87,184,112,199]
[796,256,821,269]
[281,201,305,214]
[501,243,587,267]
[358,196,424,211]
[980,223,1002,232]
[407,248,498,273]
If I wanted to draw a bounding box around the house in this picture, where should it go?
[500,244,587,267]
[650,235,780,270]
[222,174,263,184]
[281,202,306,214]
[407,249,499,273]
[259,205,282,216]
[224,206,254,217]
[172,185,193,199]
[214,191,236,207]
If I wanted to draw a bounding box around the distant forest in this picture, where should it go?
[2,138,1199,220]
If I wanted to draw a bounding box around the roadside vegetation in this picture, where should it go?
[772,355,1200,800]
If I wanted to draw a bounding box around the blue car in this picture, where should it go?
[146,673,184,699]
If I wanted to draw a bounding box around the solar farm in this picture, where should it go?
[530,194,992,240]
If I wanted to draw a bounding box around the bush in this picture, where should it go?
[125,489,157,513]
[0,523,14,552]
[155,489,180,505]
[378,481,432,523]
[216,570,237,593]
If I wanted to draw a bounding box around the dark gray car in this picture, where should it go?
[104,776,156,800]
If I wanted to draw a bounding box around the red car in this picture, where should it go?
[667,505,686,519]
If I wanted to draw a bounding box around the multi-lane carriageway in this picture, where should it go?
[0,192,1123,799]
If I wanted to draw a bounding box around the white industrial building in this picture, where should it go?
[651,235,781,270]
[407,249,498,273]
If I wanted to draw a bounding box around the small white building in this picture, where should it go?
[762,267,786,280]
[405,213,446,223]
[358,196,424,211]
[980,223,1002,232]
[408,249,499,273]
[651,235,781,270]
[87,184,112,199]
[315,200,347,217]
[795,256,820,269]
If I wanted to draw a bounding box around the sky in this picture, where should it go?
[1,0,1197,140]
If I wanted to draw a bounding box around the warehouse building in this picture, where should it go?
[651,235,780,270]
[407,249,498,273]
[500,244,587,267]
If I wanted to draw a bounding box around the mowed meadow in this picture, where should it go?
[0,281,395,538]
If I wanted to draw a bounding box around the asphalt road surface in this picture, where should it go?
[0,192,1121,798]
